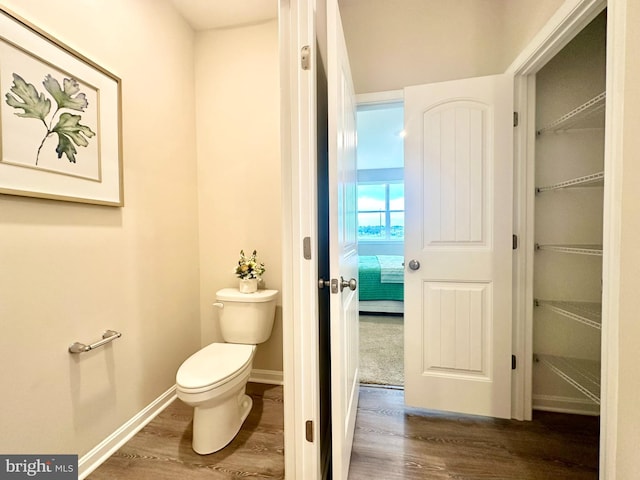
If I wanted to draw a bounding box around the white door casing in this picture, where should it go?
[280,0,321,478]
[327,0,359,478]
[404,74,514,419]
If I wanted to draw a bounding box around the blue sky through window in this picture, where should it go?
[357,103,404,170]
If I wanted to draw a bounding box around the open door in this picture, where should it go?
[404,74,513,419]
[327,0,359,477]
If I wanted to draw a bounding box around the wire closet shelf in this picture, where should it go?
[536,91,606,135]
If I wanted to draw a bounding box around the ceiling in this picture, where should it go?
[170,0,277,31]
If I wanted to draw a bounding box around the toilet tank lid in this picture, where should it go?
[216,288,278,303]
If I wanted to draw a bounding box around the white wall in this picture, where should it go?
[339,0,564,93]
[194,19,282,373]
[0,0,200,456]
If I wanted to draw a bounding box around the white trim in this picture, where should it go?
[78,386,177,479]
[356,89,403,106]
[281,0,322,478]
[279,2,296,478]
[250,369,285,385]
[511,74,536,421]
[506,0,606,76]
[600,0,625,477]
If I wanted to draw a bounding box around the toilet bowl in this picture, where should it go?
[176,288,278,454]
[176,342,256,454]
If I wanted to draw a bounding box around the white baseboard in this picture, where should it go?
[78,385,177,479]
[250,368,284,385]
[533,394,600,416]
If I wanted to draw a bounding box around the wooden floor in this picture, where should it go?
[349,386,600,480]
[88,383,284,479]
[88,383,599,480]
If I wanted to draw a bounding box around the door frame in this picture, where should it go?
[280,0,322,478]
[508,0,625,478]
[282,0,626,476]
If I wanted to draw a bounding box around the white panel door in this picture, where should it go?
[327,1,359,478]
[404,74,513,419]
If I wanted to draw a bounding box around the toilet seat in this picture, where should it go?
[177,343,255,394]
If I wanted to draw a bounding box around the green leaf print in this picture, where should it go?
[43,75,88,111]
[52,113,96,163]
[4,73,95,165]
[4,73,51,121]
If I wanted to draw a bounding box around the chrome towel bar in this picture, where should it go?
[68,330,122,354]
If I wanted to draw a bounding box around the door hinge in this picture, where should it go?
[303,236,312,260]
[305,420,314,442]
[512,234,518,250]
[513,112,519,127]
[512,355,517,370]
[301,45,311,70]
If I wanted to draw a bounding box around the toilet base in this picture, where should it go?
[192,390,253,455]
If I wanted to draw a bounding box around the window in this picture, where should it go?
[357,182,404,241]
[356,101,404,242]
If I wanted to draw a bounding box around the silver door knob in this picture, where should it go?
[340,277,357,291]
[408,259,420,270]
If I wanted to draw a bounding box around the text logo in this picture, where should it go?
[0,455,77,479]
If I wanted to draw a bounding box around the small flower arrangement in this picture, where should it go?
[234,249,266,280]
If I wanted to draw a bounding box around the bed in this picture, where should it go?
[358,255,404,314]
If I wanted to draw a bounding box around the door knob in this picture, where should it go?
[340,277,357,292]
[408,259,420,270]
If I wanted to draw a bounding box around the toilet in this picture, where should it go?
[176,288,278,454]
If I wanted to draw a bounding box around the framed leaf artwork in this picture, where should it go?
[0,7,123,206]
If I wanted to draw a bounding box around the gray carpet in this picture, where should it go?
[359,314,404,386]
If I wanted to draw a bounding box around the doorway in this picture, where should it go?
[284,0,625,476]
[355,100,405,387]
[510,7,607,473]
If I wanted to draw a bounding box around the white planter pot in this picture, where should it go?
[239,278,258,293]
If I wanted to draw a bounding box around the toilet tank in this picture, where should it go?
[215,288,278,344]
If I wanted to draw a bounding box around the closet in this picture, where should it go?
[532,11,606,416]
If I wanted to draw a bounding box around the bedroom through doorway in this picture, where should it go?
[356,99,405,387]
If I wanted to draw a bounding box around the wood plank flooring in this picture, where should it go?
[87,383,284,479]
[87,383,599,479]
[349,386,599,480]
